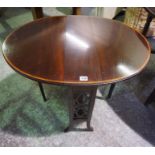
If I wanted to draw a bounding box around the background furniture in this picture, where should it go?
[142,8,155,36]
[31,7,44,19]
[142,8,155,105]
[107,7,155,100]
[31,7,81,20]
[142,8,155,54]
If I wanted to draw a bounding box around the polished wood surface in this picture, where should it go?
[2,16,151,86]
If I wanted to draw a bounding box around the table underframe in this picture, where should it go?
[64,86,97,132]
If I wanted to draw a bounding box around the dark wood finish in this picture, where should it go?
[31,7,46,101]
[2,16,151,132]
[143,8,155,53]
[64,86,97,132]
[106,83,116,99]
[142,7,155,36]
[72,7,81,15]
[38,82,47,101]
[145,7,155,17]
[2,16,150,86]
[142,14,153,36]
[31,7,44,19]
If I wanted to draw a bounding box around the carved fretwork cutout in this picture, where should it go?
[72,89,91,120]
[64,86,97,132]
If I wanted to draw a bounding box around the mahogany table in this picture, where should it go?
[2,16,150,132]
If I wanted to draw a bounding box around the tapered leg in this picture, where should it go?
[144,88,155,106]
[64,86,97,132]
[38,82,47,102]
[64,90,74,132]
[106,83,116,99]
[86,88,97,131]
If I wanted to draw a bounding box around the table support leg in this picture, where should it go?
[64,86,97,132]
[144,88,155,106]
[38,82,47,102]
[106,83,116,99]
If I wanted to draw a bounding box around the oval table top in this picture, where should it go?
[2,16,151,86]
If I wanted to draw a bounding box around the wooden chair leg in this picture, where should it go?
[145,88,155,106]
[106,83,116,99]
[31,7,44,20]
[72,7,81,15]
[142,14,153,36]
[38,82,47,102]
[112,8,126,20]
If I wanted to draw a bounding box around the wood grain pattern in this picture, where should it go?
[2,16,151,86]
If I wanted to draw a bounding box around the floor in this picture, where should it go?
[1,7,155,147]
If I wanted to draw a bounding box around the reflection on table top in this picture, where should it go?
[2,15,151,86]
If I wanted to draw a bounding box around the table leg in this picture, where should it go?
[106,83,116,99]
[38,82,47,102]
[64,86,97,132]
